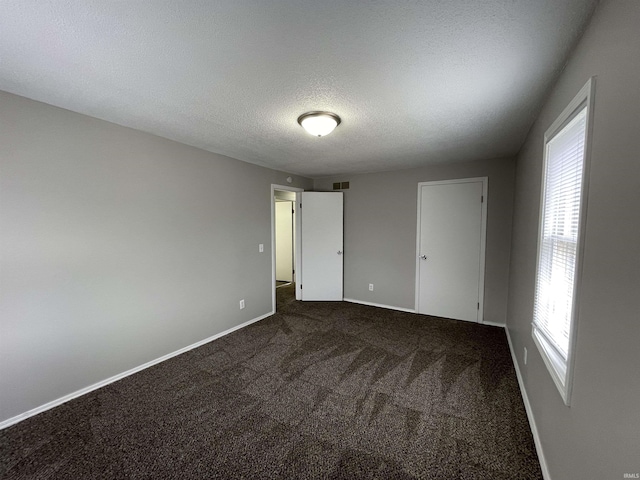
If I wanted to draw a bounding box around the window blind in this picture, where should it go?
[533,105,587,383]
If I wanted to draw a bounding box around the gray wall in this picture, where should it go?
[506,1,640,478]
[0,91,312,423]
[314,157,516,325]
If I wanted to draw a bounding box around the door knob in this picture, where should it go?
[419,255,427,260]
[337,250,343,255]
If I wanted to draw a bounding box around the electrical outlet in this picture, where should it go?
[239,299,245,310]
[524,347,528,365]
[259,244,264,253]
[369,284,374,291]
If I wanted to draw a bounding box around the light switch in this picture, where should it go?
[259,244,264,253]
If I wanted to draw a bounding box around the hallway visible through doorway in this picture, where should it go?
[272,185,302,312]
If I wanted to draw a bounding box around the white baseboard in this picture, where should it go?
[482,320,506,327]
[0,311,274,430]
[343,298,415,313]
[505,327,551,480]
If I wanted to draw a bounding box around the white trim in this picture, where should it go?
[271,184,304,311]
[532,76,595,406]
[0,311,273,430]
[414,177,488,323]
[544,77,594,141]
[506,327,552,480]
[295,191,302,301]
[531,326,568,400]
[482,320,506,328]
[343,298,415,313]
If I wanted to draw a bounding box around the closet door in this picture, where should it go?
[416,179,486,322]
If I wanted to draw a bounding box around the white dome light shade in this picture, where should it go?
[297,111,341,137]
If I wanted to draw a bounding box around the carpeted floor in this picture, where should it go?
[1,285,542,479]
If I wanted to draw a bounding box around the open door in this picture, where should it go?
[300,192,344,301]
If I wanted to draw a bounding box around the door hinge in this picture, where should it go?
[300,284,302,290]
[300,203,302,209]
[481,195,484,203]
[477,302,480,309]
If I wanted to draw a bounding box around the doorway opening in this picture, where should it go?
[271,185,303,312]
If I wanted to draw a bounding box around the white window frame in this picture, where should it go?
[532,77,595,406]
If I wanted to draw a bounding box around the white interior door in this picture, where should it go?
[301,192,343,300]
[416,178,487,322]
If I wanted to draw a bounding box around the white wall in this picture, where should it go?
[314,157,515,324]
[506,1,640,478]
[0,91,312,423]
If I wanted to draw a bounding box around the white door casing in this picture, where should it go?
[300,192,344,301]
[415,178,487,322]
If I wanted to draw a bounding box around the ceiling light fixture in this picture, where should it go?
[297,111,341,137]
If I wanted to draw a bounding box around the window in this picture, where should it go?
[532,78,594,405]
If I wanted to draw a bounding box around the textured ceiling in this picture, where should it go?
[0,1,598,178]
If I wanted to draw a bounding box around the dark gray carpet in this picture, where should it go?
[1,285,542,479]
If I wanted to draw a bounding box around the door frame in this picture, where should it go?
[271,184,304,311]
[414,177,488,322]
